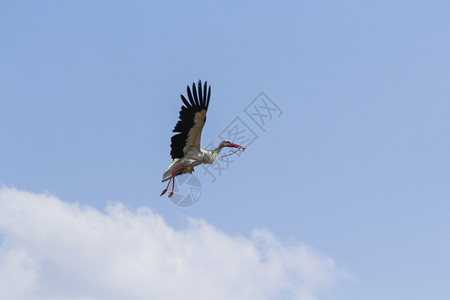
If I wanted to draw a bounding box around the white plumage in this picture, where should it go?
[160,81,245,198]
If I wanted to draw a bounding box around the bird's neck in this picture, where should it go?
[204,144,226,164]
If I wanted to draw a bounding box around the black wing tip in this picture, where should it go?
[182,80,211,110]
[192,79,209,89]
[193,82,200,107]
[206,85,211,109]
[180,94,191,108]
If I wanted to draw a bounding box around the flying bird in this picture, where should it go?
[161,80,245,198]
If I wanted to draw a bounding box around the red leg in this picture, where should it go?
[168,166,184,198]
[161,166,184,198]
[160,176,173,196]
[168,175,176,198]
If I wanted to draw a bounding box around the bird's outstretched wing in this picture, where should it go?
[170,80,211,159]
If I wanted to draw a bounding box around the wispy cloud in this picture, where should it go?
[0,186,347,300]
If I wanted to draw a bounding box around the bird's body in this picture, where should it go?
[160,81,245,197]
[162,143,229,181]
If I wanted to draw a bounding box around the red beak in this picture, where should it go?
[229,143,246,150]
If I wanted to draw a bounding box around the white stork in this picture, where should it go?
[161,80,245,198]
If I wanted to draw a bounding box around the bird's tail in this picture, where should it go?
[161,159,180,182]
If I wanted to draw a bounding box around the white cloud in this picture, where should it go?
[0,186,347,300]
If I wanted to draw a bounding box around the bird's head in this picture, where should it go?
[220,140,246,150]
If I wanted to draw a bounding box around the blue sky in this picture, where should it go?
[1,1,450,299]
